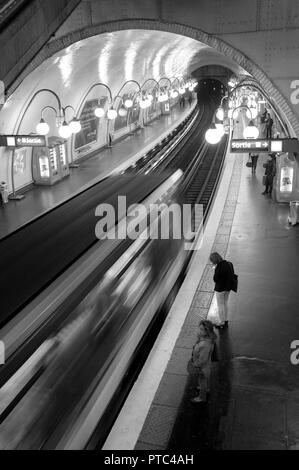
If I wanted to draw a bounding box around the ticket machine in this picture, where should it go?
[32,136,69,185]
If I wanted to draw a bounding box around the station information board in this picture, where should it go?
[231,139,269,153]
[0,135,46,147]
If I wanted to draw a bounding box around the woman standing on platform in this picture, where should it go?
[210,252,235,329]
[190,320,217,404]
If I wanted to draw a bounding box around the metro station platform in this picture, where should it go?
[0,102,195,239]
[104,120,299,451]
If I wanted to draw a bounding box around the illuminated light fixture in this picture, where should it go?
[243,120,259,139]
[147,94,153,102]
[228,100,233,109]
[205,123,222,145]
[246,107,258,120]
[124,99,133,109]
[178,87,185,95]
[139,99,148,109]
[228,109,233,119]
[107,108,118,120]
[118,105,128,117]
[158,93,168,103]
[216,107,224,121]
[94,107,105,118]
[170,89,178,99]
[59,121,72,139]
[36,118,50,136]
[69,118,82,134]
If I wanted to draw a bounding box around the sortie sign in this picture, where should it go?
[231,139,269,153]
[0,135,46,147]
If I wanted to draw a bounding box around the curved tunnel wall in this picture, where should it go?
[0,29,205,192]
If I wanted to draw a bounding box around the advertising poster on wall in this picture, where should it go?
[280,166,294,193]
[75,98,106,149]
[13,147,33,190]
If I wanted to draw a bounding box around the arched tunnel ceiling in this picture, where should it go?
[0,29,247,134]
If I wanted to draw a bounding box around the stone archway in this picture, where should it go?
[9,19,299,137]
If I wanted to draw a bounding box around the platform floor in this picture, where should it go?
[0,103,195,239]
[104,119,299,451]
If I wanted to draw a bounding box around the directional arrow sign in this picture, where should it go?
[231,139,270,153]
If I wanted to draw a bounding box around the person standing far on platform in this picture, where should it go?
[261,108,267,124]
[265,113,274,139]
[210,252,235,329]
[262,154,276,196]
[188,94,192,107]
[190,320,216,404]
[249,152,259,173]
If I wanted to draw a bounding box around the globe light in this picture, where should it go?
[243,120,259,139]
[158,93,168,103]
[107,108,117,120]
[124,99,133,108]
[69,118,81,134]
[118,106,128,117]
[147,94,153,102]
[95,107,105,118]
[139,99,148,109]
[205,124,222,144]
[170,90,178,99]
[36,118,50,136]
[58,121,72,139]
[178,87,185,95]
[216,107,224,121]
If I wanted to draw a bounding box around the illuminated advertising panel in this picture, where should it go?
[280,166,294,193]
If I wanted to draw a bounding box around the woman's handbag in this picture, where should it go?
[228,262,238,293]
[246,161,253,168]
[231,273,238,293]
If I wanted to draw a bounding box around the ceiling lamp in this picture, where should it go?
[36,118,50,136]
[107,108,118,120]
[243,120,259,139]
[59,121,72,139]
[124,99,133,109]
[147,94,154,102]
[69,118,82,134]
[216,107,224,121]
[158,93,168,103]
[205,123,222,144]
[139,99,148,109]
[178,87,185,95]
[246,107,258,120]
[94,107,105,118]
[170,89,179,99]
[118,106,128,117]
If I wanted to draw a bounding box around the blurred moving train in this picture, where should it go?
[0,169,199,449]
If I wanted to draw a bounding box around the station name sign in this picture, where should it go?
[0,135,46,147]
[231,139,269,153]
